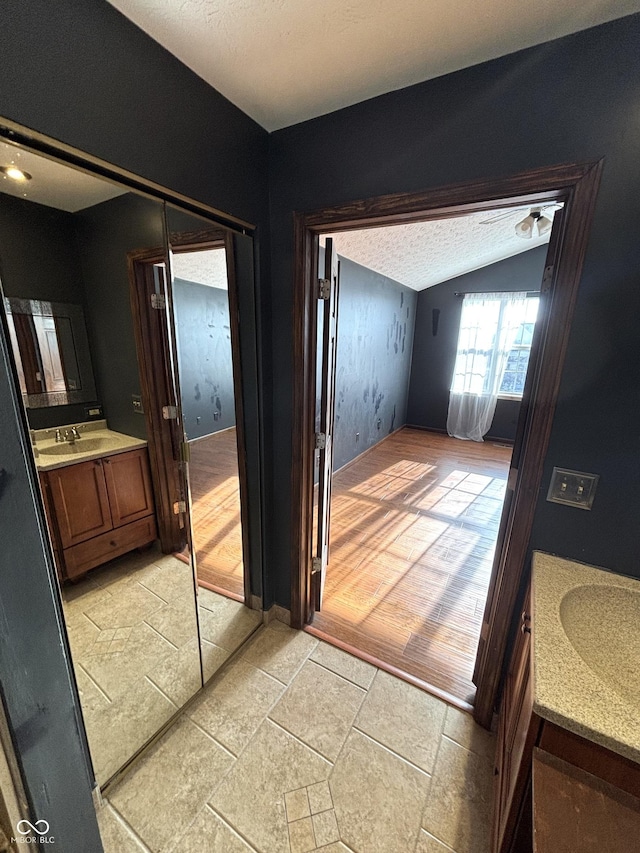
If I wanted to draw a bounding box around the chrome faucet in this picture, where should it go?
[45,424,85,444]
[63,425,83,444]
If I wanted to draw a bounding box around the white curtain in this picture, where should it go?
[447,292,529,442]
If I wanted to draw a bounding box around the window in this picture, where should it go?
[498,297,539,398]
[450,292,539,400]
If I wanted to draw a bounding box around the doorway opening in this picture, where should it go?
[309,216,548,706]
[128,222,261,674]
[291,162,603,724]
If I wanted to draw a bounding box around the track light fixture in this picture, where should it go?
[515,208,553,239]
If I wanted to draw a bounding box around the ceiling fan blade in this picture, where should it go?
[480,208,526,225]
[480,202,563,226]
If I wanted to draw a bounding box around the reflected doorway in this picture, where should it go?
[171,246,246,601]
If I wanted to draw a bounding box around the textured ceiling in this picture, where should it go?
[0,142,125,212]
[172,247,228,290]
[107,0,640,130]
[325,205,558,290]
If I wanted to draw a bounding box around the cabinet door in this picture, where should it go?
[493,584,541,853]
[48,459,113,548]
[533,748,640,853]
[102,448,154,529]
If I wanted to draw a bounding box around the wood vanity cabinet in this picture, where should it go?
[492,583,640,853]
[39,447,157,581]
[493,585,538,853]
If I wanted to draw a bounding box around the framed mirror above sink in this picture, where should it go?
[4,296,97,408]
[0,129,263,790]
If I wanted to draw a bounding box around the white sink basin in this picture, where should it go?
[560,584,640,705]
[38,436,121,456]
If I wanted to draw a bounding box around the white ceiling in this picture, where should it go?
[324,205,557,290]
[0,142,125,212]
[107,0,640,130]
[172,247,228,289]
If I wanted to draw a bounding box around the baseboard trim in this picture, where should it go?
[187,424,236,444]
[405,423,515,446]
[332,425,408,477]
[304,624,474,713]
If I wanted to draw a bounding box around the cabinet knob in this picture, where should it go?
[110,540,117,547]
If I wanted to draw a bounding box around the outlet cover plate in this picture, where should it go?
[547,467,599,510]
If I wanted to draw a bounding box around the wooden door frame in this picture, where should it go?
[290,161,603,725]
[128,227,252,605]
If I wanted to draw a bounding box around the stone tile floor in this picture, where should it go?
[63,546,260,785]
[99,621,495,853]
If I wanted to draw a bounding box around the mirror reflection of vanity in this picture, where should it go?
[0,136,262,788]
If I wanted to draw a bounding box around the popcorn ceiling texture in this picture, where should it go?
[326,208,550,290]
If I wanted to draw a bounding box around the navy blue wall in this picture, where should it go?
[76,193,166,441]
[407,246,547,442]
[333,255,417,471]
[174,278,236,441]
[0,193,101,428]
[267,13,640,607]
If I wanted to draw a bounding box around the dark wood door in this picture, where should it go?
[47,459,112,548]
[311,238,340,614]
[102,448,154,528]
[129,252,187,553]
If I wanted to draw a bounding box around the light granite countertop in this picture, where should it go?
[532,551,640,765]
[32,419,147,471]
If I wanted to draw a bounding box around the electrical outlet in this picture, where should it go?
[547,467,599,510]
[132,394,144,414]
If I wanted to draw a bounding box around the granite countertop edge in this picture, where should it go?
[532,551,640,766]
[33,420,147,471]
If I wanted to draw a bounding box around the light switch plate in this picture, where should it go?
[547,467,599,510]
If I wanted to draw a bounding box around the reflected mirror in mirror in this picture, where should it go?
[165,205,260,680]
[0,141,204,787]
[4,296,96,407]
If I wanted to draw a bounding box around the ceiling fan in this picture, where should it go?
[480,203,563,226]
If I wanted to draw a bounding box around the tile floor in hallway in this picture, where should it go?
[98,621,495,853]
[63,546,260,785]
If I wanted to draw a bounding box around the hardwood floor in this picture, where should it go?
[188,427,244,598]
[311,427,512,705]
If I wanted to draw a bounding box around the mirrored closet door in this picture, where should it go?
[0,136,261,787]
[164,205,262,681]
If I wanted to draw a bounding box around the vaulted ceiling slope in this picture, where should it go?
[324,206,555,291]
[106,0,640,130]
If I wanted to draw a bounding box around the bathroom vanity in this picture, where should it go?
[34,421,156,581]
[493,552,640,852]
